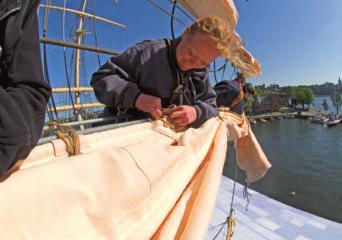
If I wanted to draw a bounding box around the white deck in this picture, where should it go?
[207,176,342,240]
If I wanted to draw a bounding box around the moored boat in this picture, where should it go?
[326,118,341,127]
[311,116,329,124]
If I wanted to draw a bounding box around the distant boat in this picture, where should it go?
[259,118,268,123]
[311,116,329,124]
[325,118,341,127]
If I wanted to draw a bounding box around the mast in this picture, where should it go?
[39,2,125,121]
[74,0,88,124]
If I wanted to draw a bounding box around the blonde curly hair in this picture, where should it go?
[183,16,261,77]
[183,16,232,55]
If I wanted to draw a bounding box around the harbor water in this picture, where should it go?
[223,118,342,223]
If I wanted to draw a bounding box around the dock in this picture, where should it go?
[207,176,342,240]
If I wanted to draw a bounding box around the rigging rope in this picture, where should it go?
[147,0,186,26]
[211,142,241,240]
[170,0,177,40]
[92,0,102,67]
[167,0,195,22]
[62,0,77,119]
[43,0,59,121]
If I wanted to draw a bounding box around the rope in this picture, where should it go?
[48,121,81,156]
[62,0,77,119]
[211,144,239,240]
[170,0,177,40]
[243,182,251,211]
[235,139,251,211]
[92,0,102,67]
[160,104,186,132]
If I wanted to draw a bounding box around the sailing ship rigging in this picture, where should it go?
[38,0,255,126]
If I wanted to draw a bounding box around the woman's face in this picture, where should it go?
[176,33,221,71]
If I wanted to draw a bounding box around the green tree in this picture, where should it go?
[322,99,329,112]
[280,86,295,106]
[244,96,253,113]
[331,88,342,115]
[302,87,314,107]
[293,87,314,109]
[254,86,264,97]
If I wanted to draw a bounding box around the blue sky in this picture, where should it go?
[39,0,342,90]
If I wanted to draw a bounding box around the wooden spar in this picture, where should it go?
[40,38,120,55]
[52,87,94,93]
[75,0,87,108]
[73,0,88,125]
[47,103,104,113]
[39,4,126,29]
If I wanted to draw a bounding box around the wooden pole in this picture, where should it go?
[39,4,126,28]
[40,38,120,55]
[47,103,104,113]
[74,0,88,125]
[52,87,94,93]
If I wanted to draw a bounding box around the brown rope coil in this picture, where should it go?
[48,121,80,156]
[160,104,186,132]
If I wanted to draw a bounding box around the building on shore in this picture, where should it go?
[252,94,288,114]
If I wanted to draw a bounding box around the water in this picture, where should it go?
[223,118,342,223]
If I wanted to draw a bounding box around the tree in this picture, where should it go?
[244,95,253,113]
[322,99,329,112]
[331,88,342,115]
[302,87,314,107]
[280,86,295,106]
[293,87,314,109]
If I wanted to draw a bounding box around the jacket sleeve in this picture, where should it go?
[90,46,142,109]
[190,71,219,128]
[0,5,51,174]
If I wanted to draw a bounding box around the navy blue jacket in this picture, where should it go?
[91,38,218,128]
[214,80,244,114]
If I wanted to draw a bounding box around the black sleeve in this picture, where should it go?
[190,70,219,128]
[90,46,142,109]
[0,3,51,174]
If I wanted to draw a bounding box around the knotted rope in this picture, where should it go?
[160,104,186,132]
[48,121,80,156]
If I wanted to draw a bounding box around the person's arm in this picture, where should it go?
[90,47,143,109]
[168,70,218,128]
[0,4,51,174]
[191,71,219,128]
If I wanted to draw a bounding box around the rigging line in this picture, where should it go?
[170,0,177,40]
[92,0,102,67]
[62,0,77,118]
[167,0,195,22]
[221,60,228,81]
[208,61,227,73]
[211,144,239,240]
[43,42,59,120]
[229,66,236,80]
[146,0,187,26]
[213,60,218,84]
[43,0,59,121]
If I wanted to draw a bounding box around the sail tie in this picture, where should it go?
[160,104,186,132]
[48,121,81,156]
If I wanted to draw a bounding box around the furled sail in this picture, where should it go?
[179,0,239,31]
[0,116,270,239]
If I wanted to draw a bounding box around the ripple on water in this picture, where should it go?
[224,118,342,223]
